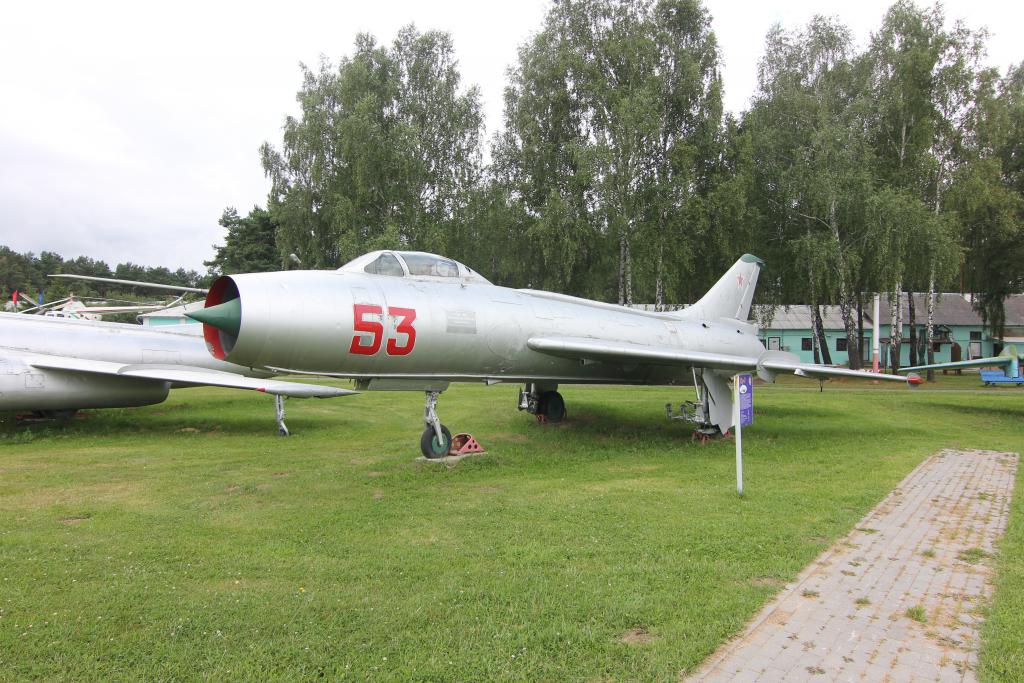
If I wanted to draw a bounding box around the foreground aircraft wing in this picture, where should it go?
[527,337,758,372]
[900,344,1022,377]
[528,336,911,383]
[899,357,1011,373]
[25,354,355,398]
[758,357,911,382]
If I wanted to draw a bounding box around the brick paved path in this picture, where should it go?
[686,449,1019,682]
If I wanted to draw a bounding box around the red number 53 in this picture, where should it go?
[349,304,417,356]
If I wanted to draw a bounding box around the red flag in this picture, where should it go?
[11,290,17,305]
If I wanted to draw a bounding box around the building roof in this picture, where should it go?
[761,293,1024,330]
[877,293,983,326]
[761,305,849,330]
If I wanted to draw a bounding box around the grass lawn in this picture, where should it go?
[1,375,1022,681]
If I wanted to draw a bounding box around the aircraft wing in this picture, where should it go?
[899,356,1013,373]
[759,358,910,382]
[528,337,910,383]
[527,336,758,372]
[25,354,356,398]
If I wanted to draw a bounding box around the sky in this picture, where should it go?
[0,0,1020,273]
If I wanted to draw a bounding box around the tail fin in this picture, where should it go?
[676,254,763,322]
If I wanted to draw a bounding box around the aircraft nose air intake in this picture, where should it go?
[186,298,241,337]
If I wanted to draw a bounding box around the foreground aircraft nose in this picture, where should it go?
[186,298,241,336]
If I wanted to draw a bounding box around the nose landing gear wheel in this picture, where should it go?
[421,424,453,458]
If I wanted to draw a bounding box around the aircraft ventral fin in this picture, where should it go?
[25,354,356,399]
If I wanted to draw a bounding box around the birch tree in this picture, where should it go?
[497,0,721,302]
[261,27,483,268]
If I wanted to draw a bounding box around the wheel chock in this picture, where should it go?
[449,433,485,456]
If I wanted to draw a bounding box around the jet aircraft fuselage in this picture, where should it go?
[190,250,908,457]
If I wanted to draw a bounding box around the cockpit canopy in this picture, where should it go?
[338,251,492,284]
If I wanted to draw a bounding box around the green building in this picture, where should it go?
[758,294,1024,368]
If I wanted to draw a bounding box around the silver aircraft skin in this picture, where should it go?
[188,250,912,456]
[900,344,1024,380]
[0,312,354,433]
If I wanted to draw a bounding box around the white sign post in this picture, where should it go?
[734,374,753,497]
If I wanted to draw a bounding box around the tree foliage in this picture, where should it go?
[260,26,483,269]
[5,1,1022,348]
[205,206,281,275]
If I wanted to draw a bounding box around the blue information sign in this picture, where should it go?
[738,373,753,426]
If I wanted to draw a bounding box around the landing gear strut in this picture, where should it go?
[518,383,566,423]
[275,394,289,437]
[665,370,722,443]
[420,391,452,458]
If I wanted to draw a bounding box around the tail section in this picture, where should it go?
[676,254,763,322]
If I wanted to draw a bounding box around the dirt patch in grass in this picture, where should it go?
[750,576,784,587]
[583,477,674,494]
[492,433,529,443]
[619,627,655,645]
[59,515,91,525]
[347,456,386,466]
[6,481,142,510]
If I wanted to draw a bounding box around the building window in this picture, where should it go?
[801,338,812,351]
[768,337,781,350]
[970,330,982,341]
[836,338,848,352]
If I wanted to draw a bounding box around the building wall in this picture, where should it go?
[760,324,995,366]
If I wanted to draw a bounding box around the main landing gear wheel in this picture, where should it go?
[539,391,566,423]
[420,424,453,459]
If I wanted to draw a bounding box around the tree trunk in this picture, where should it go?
[617,232,628,305]
[908,292,918,367]
[812,318,821,365]
[813,303,832,365]
[829,199,858,368]
[655,246,665,311]
[889,285,903,372]
[926,271,936,382]
[623,235,632,306]
[857,298,865,369]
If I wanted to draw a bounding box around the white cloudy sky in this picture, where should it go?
[0,0,1020,272]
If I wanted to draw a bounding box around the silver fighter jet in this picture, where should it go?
[187,251,912,456]
[0,312,355,434]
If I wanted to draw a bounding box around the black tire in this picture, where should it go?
[540,391,566,423]
[420,424,453,458]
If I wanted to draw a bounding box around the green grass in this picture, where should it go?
[1,375,1022,681]
[906,605,928,623]
[959,547,993,565]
